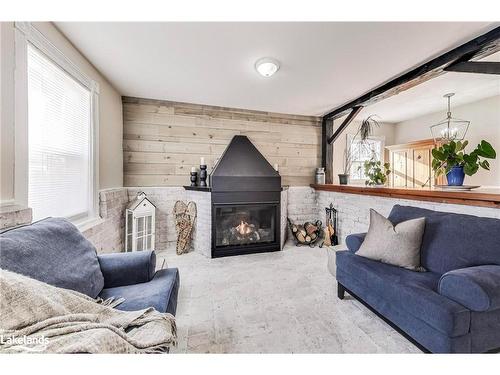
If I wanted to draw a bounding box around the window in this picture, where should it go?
[15,23,99,224]
[347,134,384,181]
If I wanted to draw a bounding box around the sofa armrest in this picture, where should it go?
[438,265,500,312]
[97,250,156,288]
[345,233,366,253]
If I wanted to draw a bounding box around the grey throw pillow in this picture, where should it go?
[356,209,426,271]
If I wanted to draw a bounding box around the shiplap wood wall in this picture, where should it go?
[122,97,322,187]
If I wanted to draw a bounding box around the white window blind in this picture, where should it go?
[27,43,92,221]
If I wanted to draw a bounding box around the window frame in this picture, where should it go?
[346,133,385,185]
[14,22,100,228]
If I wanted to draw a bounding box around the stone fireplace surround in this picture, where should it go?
[3,185,499,256]
[83,186,294,257]
[87,186,314,255]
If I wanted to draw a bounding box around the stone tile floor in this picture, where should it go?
[157,242,420,353]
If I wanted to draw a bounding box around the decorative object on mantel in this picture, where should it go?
[362,159,391,186]
[340,115,381,185]
[315,167,326,185]
[431,140,496,186]
[190,167,198,187]
[338,173,349,185]
[324,203,339,246]
[173,200,197,255]
[435,185,481,191]
[430,93,470,142]
[287,218,324,247]
[125,192,156,252]
[199,157,208,187]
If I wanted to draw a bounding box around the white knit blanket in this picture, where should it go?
[0,269,176,353]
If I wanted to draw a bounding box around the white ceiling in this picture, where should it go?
[362,52,500,123]
[55,22,499,116]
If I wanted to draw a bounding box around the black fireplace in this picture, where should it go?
[210,135,281,258]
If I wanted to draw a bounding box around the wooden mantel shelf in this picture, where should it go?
[310,184,500,209]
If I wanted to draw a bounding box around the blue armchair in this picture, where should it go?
[98,251,179,315]
[0,217,179,316]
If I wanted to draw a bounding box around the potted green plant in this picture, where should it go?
[362,160,391,186]
[339,148,353,185]
[431,140,496,186]
[339,115,381,185]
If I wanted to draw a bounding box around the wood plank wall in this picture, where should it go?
[122,97,322,187]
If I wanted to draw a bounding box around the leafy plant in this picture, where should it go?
[341,115,381,174]
[359,115,381,141]
[431,140,496,177]
[341,147,354,175]
[362,160,391,186]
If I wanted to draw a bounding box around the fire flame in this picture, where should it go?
[236,221,253,236]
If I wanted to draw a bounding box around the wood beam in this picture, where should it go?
[321,118,327,169]
[444,61,500,75]
[322,26,500,121]
[327,106,363,145]
[325,118,334,184]
[322,117,335,183]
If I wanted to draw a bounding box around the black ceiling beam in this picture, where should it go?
[321,26,500,122]
[322,117,332,183]
[444,61,500,75]
[328,106,363,144]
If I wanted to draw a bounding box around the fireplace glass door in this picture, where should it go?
[214,203,277,248]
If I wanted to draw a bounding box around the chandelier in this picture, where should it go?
[430,93,470,143]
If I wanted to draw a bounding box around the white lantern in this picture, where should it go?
[125,192,156,252]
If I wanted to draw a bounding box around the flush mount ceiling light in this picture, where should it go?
[255,57,280,77]
[430,93,470,143]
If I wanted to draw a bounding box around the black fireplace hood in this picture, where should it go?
[210,135,281,192]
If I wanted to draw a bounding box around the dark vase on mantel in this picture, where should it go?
[199,165,208,187]
[338,174,349,185]
[446,166,465,186]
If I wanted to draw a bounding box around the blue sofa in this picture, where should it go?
[0,217,179,316]
[336,205,500,353]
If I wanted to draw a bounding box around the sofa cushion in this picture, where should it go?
[470,309,500,353]
[99,268,179,316]
[356,209,425,271]
[345,233,366,253]
[336,250,470,337]
[388,205,500,274]
[0,217,104,298]
[336,267,472,353]
[98,250,156,288]
[438,265,500,312]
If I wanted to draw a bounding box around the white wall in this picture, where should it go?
[0,22,124,203]
[1,22,16,202]
[332,118,396,183]
[394,95,500,186]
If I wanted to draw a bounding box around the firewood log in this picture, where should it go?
[296,231,305,243]
[305,223,318,235]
